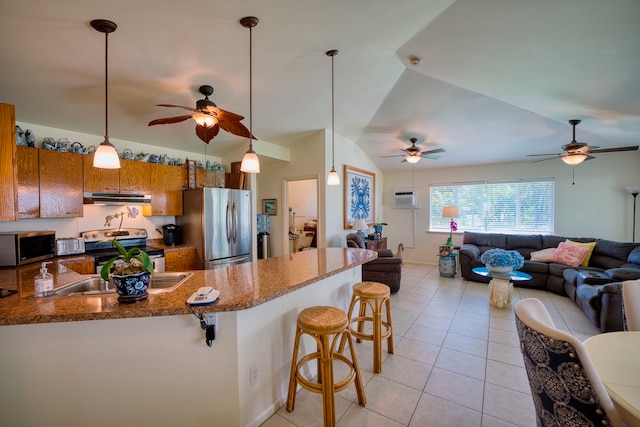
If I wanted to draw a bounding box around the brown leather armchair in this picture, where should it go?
[346,233,402,293]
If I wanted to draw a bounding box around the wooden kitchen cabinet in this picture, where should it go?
[17,146,40,218]
[60,259,95,275]
[83,155,119,193]
[144,163,184,216]
[0,103,18,222]
[120,158,150,194]
[165,248,195,272]
[39,149,83,218]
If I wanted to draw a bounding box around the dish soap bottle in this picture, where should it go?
[34,262,53,297]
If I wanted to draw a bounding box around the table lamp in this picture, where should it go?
[352,219,368,240]
[442,206,460,246]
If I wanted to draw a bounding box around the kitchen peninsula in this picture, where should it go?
[0,248,376,427]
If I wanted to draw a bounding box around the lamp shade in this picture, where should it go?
[93,140,120,169]
[626,186,640,196]
[192,113,216,128]
[352,219,367,231]
[240,149,260,173]
[405,154,421,164]
[561,154,587,166]
[327,168,340,186]
[442,206,460,218]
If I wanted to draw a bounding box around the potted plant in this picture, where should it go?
[100,239,154,303]
[480,248,524,275]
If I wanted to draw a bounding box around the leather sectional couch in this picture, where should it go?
[459,231,640,331]
[346,233,402,293]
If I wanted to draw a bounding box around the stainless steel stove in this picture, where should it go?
[81,228,165,273]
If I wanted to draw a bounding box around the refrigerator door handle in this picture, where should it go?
[226,202,232,244]
[232,202,238,243]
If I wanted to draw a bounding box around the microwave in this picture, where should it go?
[0,230,56,267]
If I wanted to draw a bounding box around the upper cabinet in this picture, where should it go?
[0,103,18,221]
[144,163,184,216]
[39,150,83,218]
[83,155,119,193]
[17,146,39,218]
[120,158,151,194]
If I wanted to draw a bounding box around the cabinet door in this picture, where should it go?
[39,150,83,218]
[120,159,151,194]
[165,249,195,272]
[146,164,184,216]
[17,146,40,218]
[0,103,18,221]
[83,155,119,193]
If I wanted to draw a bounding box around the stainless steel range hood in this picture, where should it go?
[83,192,151,205]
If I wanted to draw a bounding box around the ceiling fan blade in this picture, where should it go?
[381,154,405,158]
[589,145,639,154]
[421,148,445,155]
[584,155,596,161]
[530,156,558,163]
[527,153,563,157]
[148,114,193,126]
[195,124,220,144]
[213,110,254,139]
[423,155,441,160]
[155,104,199,113]
[207,106,245,122]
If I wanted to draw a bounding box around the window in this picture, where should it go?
[430,178,554,234]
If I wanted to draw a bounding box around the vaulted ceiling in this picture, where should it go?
[1,0,638,171]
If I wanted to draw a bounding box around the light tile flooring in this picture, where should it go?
[262,262,601,427]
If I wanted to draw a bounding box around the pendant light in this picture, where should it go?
[326,49,340,186]
[91,19,121,169]
[240,16,260,174]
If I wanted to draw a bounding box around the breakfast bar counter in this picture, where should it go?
[0,248,376,325]
[0,248,375,427]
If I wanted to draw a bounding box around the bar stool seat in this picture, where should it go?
[343,281,394,373]
[286,305,366,427]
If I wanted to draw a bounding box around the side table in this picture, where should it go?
[364,237,387,250]
[472,267,532,308]
[438,253,457,278]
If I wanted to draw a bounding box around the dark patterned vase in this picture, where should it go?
[111,271,150,303]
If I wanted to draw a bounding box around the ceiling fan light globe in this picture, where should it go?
[327,169,340,186]
[240,149,260,173]
[93,140,121,169]
[561,154,587,166]
[405,154,421,164]
[193,113,215,128]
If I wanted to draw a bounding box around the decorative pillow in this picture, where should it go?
[529,248,557,262]
[550,242,591,267]
[565,239,596,267]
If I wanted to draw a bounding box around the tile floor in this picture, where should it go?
[261,262,601,427]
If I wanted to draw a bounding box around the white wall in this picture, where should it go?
[383,151,640,264]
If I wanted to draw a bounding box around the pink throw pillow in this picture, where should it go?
[550,241,591,267]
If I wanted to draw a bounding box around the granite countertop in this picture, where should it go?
[0,248,376,326]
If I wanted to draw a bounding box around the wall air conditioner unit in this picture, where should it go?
[393,188,419,209]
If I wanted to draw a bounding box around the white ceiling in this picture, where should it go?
[1,0,638,171]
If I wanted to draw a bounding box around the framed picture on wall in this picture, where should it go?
[262,199,277,215]
[343,165,375,229]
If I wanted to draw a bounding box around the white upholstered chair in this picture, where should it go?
[622,279,640,331]
[514,298,624,427]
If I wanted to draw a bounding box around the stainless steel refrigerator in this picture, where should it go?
[178,188,252,269]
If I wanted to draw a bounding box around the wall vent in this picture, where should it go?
[393,188,419,209]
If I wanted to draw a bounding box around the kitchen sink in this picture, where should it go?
[52,272,194,296]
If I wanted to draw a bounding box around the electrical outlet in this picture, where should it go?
[204,313,218,332]
[250,363,260,386]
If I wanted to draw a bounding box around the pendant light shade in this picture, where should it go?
[91,19,120,169]
[405,154,421,164]
[192,113,215,128]
[240,16,260,174]
[561,154,587,166]
[326,49,339,186]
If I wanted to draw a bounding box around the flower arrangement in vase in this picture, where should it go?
[446,219,457,246]
[480,248,524,274]
[101,207,154,303]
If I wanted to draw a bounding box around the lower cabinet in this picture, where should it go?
[60,259,96,275]
[165,248,195,272]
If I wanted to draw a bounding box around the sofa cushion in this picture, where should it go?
[530,248,556,262]
[605,268,640,281]
[565,239,596,267]
[590,240,639,269]
[550,242,590,267]
[629,246,640,265]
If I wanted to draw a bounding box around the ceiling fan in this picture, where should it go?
[527,119,639,166]
[148,85,254,144]
[381,137,445,164]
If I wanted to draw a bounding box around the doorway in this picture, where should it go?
[282,176,320,254]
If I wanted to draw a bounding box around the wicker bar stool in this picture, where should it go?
[342,281,394,373]
[286,305,366,427]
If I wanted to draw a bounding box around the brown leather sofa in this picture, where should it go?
[346,233,402,293]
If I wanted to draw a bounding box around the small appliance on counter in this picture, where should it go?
[56,237,85,256]
[160,224,182,246]
[257,214,270,259]
[0,230,56,267]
